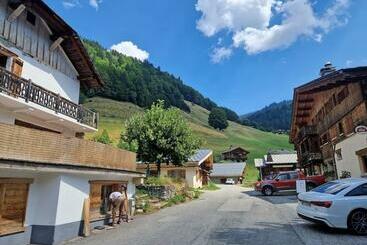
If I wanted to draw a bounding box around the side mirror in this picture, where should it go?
[275,178,279,181]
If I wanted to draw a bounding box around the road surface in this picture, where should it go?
[66,185,367,245]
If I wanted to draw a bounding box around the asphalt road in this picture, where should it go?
[66,185,367,245]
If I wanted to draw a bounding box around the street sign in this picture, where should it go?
[355,125,367,134]
[296,180,306,193]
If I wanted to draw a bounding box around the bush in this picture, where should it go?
[166,194,186,207]
[145,176,176,186]
[93,129,112,145]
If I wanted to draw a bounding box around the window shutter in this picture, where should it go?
[11,58,23,77]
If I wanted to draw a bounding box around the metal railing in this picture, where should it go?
[0,67,98,129]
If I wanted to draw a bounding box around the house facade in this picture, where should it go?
[290,63,367,179]
[255,150,297,180]
[0,1,144,245]
[137,149,213,188]
[221,146,249,162]
[210,162,246,184]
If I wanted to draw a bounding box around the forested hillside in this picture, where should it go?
[241,100,292,132]
[83,40,224,114]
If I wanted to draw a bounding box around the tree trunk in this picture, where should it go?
[157,161,161,177]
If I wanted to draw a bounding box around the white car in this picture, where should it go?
[225,178,235,185]
[297,178,367,235]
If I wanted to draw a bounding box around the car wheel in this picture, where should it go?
[306,183,316,192]
[262,186,273,196]
[348,209,367,235]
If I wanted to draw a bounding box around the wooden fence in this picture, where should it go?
[0,123,136,171]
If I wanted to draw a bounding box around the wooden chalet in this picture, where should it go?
[221,146,249,162]
[290,63,367,179]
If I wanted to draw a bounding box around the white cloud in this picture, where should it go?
[346,60,353,67]
[62,0,80,9]
[110,41,150,61]
[89,0,102,10]
[196,0,350,56]
[211,47,233,63]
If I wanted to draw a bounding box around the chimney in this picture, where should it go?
[320,62,336,77]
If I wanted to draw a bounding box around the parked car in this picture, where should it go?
[225,178,235,185]
[255,170,326,196]
[297,178,367,235]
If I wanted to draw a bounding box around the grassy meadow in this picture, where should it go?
[84,97,293,181]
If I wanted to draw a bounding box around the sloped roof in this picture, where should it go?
[211,162,246,177]
[11,0,103,88]
[266,153,297,165]
[221,146,249,154]
[254,158,265,168]
[188,149,212,165]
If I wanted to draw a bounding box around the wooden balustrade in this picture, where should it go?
[0,123,136,171]
[0,67,98,129]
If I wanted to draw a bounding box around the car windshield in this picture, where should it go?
[312,181,350,195]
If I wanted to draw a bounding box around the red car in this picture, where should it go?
[255,170,326,196]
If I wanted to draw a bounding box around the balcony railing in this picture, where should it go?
[296,125,317,142]
[300,152,323,166]
[0,123,136,171]
[0,67,98,129]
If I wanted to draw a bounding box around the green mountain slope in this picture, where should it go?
[241,100,292,132]
[84,97,293,181]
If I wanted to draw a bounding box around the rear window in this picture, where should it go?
[312,182,350,195]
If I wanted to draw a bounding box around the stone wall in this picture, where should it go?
[137,185,176,200]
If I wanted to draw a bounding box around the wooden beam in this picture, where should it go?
[8,4,26,23]
[83,198,90,237]
[0,178,33,184]
[50,37,64,52]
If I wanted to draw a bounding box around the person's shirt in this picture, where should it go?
[109,191,123,201]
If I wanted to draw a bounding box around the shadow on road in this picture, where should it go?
[241,189,298,205]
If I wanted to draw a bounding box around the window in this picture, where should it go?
[277,174,290,180]
[336,149,342,161]
[290,172,298,179]
[167,169,186,180]
[337,87,349,104]
[362,156,367,173]
[0,54,7,68]
[313,181,350,195]
[0,179,32,236]
[346,184,367,196]
[26,11,36,25]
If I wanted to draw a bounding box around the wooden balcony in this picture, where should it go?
[296,125,317,143]
[316,93,363,134]
[300,152,323,166]
[0,67,98,129]
[0,123,136,171]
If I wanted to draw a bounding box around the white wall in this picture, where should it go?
[0,108,15,124]
[7,46,80,103]
[335,133,367,178]
[0,169,137,227]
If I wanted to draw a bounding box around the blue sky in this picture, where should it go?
[46,0,367,115]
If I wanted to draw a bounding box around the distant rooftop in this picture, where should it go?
[211,162,246,177]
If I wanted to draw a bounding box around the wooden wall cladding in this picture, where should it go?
[0,179,31,235]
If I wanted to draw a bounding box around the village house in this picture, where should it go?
[254,150,297,180]
[290,63,367,179]
[210,162,246,184]
[0,1,144,244]
[137,149,213,188]
[221,146,249,162]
